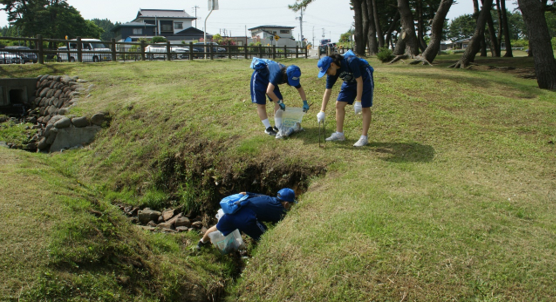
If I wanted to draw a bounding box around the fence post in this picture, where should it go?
[66,40,70,62]
[244,44,248,59]
[228,45,232,59]
[37,35,44,64]
[76,37,82,62]
[283,45,287,59]
[166,41,172,61]
[189,42,193,61]
[296,45,299,59]
[140,40,146,61]
[111,39,116,62]
[272,45,276,60]
[306,45,308,59]
[209,44,214,60]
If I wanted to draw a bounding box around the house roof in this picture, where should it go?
[174,27,205,35]
[136,9,195,19]
[248,25,295,31]
[111,21,156,32]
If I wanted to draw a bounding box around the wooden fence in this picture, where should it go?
[0,35,342,64]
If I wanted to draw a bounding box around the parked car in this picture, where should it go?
[319,42,337,54]
[0,51,22,64]
[57,39,112,62]
[192,42,226,57]
[145,44,198,60]
[4,46,38,63]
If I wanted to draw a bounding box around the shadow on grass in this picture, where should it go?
[294,127,435,163]
[369,142,435,163]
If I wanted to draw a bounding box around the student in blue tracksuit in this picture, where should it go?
[251,58,310,136]
[316,51,375,147]
[197,188,297,248]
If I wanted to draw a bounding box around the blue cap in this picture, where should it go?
[317,56,333,78]
[277,188,297,203]
[286,65,301,86]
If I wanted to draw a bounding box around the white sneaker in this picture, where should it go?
[325,132,345,141]
[353,137,368,147]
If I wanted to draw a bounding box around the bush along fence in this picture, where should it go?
[0,35,348,63]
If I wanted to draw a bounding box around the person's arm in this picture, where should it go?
[297,86,307,103]
[355,76,363,102]
[320,88,333,112]
[266,83,280,102]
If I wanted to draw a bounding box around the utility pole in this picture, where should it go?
[295,6,304,46]
[192,6,199,28]
[312,26,314,48]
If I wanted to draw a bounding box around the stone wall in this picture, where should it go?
[17,74,110,152]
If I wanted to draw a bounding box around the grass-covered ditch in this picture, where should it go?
[1,54,555,301]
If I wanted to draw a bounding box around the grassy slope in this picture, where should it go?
[1,54,555,301]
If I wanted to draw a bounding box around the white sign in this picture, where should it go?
[208,0,219,10]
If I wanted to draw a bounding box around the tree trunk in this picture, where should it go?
[422,0,454,63]
[501,0,513,57]
[365,0,378,55]
[372,0,385,48]
[384,11,400,50]
[394,0,420,57]
[517,0,556,89]
[417,0,428,52]
[450,0,493,68]
[393,35,406,55]
[486,6,500,57]
[496,0,503,52]
[352,0,367,56]
[361,0,371,55]
[472,0,488,56]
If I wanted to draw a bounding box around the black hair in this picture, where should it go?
[280,66,291,86]
[329,54,343,68]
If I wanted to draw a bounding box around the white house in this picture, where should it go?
[248,25,298,48]
[133,9,196,36]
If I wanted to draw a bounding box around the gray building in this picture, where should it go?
[112,9,209,43]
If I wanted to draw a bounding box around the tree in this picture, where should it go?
[91,18,116,41]
[450,0,494,68]
[421,0,454,63]
[517,0,556,89]
[448,14,476,41]
[0,0,102,39]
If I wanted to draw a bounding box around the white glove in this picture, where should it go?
[317,111,325,123]
[354,101,362,114]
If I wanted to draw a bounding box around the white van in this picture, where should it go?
[57,39,112,62]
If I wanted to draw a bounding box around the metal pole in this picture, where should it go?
[203,5,214,59]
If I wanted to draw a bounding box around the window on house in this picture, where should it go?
[162,23,173,32]
[280,30,289,34]
[133,28,142,35]
[175,22,183,29]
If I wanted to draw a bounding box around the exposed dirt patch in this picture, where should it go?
[147,132,327,225]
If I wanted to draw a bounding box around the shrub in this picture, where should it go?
[377,47,394,62]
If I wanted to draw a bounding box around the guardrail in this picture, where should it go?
[0,35,347,64]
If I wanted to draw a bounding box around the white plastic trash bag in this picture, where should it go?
[208,229,244,254]
[276,107,305,139]
[215,208,225,221]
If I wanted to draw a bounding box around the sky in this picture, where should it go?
[0,0,519,42]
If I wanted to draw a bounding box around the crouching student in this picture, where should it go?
[250,58,310,136]
[197,188,297,249]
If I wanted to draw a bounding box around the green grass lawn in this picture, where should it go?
[0,55,555,301]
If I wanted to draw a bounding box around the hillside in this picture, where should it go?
[1,54,555,301]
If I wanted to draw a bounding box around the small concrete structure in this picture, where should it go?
[0,78,37,116]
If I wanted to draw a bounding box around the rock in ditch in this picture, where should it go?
[138,208,162,224]
[71,116,89,128]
